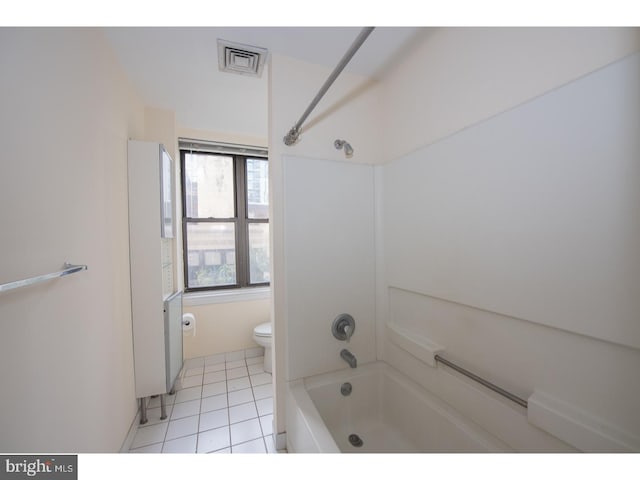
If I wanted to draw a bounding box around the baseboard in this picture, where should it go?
[274,431,287,451]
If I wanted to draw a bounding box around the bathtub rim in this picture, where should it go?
[288,378,341,453]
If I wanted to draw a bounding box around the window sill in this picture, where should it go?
[183,287,271,306]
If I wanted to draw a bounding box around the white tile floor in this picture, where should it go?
[129,349,279,454]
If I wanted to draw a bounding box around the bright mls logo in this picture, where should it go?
[1,456,77,480]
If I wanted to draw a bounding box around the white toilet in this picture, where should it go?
[252,322,272,373]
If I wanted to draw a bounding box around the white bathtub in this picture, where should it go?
[286,361,512,453]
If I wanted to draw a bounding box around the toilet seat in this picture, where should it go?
[254,322,271,337]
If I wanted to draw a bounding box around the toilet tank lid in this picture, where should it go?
[254,322,272,336]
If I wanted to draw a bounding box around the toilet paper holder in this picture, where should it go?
[182,313,196,336]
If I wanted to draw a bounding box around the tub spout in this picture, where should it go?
[340,349,357,368]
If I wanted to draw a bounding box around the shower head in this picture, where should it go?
[344,143,354,157]
[334,139,354,158]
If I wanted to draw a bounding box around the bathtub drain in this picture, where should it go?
[348,434,363,448]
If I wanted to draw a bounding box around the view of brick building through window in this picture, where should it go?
[182,151,269,290]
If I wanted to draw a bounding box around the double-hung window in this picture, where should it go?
[180,140,269,291]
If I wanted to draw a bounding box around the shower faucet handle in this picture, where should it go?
[332,313,355,342]
[344,324,353,341]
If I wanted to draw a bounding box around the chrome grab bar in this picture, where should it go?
[0,263,88,293]
[434,354,529,408]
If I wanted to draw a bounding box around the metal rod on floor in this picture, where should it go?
[160,394,167,420]
[139,398,148,425]
[283,27,375,146]
[434,354,529,409]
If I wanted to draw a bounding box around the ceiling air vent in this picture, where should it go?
[217,39,268,78]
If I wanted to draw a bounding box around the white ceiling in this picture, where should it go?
[103,27,425,139]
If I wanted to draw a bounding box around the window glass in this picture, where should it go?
[185,222,236,287]
[182,149,270,291]
[248,223,270,284]
[184,153,235,218]
[246,158,269,219]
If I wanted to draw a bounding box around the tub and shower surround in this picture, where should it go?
[281,52,640,454]
[281,155,377,381]
[378,52,640,452]
[271,30,640,453]
[278,154,378,451]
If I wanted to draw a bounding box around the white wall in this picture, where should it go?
[182,298,270,359]
[270,54,383,166]
[269,53,382,437]
[178,126,267,153]
[0,28,145,452]
[381,27,640,162]
[384,53,640,348]
[378,29,640,451]
[282,156,376,380]
[145,107,177,159]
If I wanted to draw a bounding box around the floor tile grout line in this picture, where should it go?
[249,375,265,451]
[225,367,233,452]
[193,367,206,454]
[255,391,266,447]
[132,351,269,453]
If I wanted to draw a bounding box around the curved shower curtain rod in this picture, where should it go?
[283,27,375,147]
